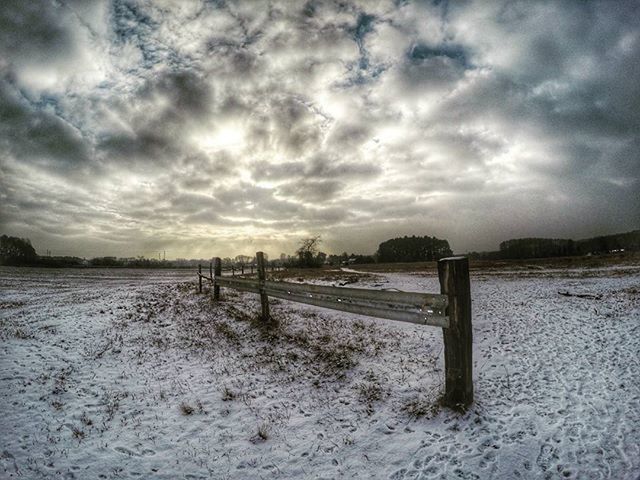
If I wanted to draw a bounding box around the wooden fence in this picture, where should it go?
[197,252,473,408]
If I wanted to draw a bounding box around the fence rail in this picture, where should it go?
[214,276,449,327]
[197,252,473,409]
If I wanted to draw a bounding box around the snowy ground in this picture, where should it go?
[0,265,639,480]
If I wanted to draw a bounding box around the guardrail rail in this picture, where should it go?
[198,252,473,409]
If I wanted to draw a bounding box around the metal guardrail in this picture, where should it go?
[213,276,449,328]
[198,253,473,409]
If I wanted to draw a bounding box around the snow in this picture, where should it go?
[1,265,639,479]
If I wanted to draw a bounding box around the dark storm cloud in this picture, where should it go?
[277,179,344,203]
[182,210,223,226]
[111,0,155,46]
[97,129,172,161]
[176,152,237,188]
[254,154,381,182]
[449,1,640,134]
[145,71,213,118]
[0,78,90,170]
[215,183,304,219]
[327,122,372,151]
[394,42,471,91]
[408,43,469,66]
[248,95,328,156]
[170,192,224,215]
[1,0,638,258]
[0,0,72,62]
[97,69,214,163]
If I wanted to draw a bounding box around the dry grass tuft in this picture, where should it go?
[13,327,34,339]
[0,319,35,341]
[103,390,128,421]
[214,321,241,344]
[72,427,85,441]
[180,399,206,415]
[313,346,356,375]
[180,401,194,415]
[402,389,443,419]
[221,386,236,401]
[251,422,270,443]
[80,412,93,426]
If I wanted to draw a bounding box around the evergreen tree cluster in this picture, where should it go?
[0,235,37,265]
[377,235,452,263]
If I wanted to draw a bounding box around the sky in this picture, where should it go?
[1,0,639,260]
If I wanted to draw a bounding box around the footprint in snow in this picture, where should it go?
[536,442,558,471]
[388,468,407,479]
[114,446,155,457]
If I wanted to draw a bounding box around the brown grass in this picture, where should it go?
[268,267,376,283]
[180,401,194,415]
[402,395,442,419]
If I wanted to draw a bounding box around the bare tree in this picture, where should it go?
[296,235,322,267]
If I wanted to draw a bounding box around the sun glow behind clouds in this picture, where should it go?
[192,124,246,153]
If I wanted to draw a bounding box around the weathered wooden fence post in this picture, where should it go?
[438,256,473,409]
[256,252,270,322]
[250,265,254,275]
[241,265,244,275]
[213,257,221,301]
[198,264,202,293]
[209,262,213,282]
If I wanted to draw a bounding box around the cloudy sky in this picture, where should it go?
[1,0,639,259]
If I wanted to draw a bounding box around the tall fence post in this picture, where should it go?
[213,257,221,301]
[198,264,202,293]
[256,252,270,322]
[209,262,213,281]
[438,256,473,409]
[241,265,244,275]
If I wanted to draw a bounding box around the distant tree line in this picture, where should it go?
[285,234,452,268]
[498,238,577,259]
[470,230,640,260]
[4,228,637,269]
[0,235,188,268]
[576,230,640,255]
[89,257,174,268]
[326,252,376,266]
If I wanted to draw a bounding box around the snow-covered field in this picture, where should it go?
[1,265,639,480]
